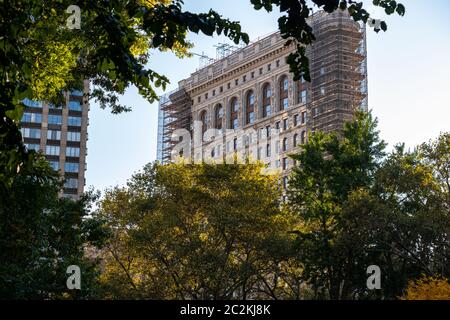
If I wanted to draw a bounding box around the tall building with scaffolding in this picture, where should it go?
[157,10,368,183]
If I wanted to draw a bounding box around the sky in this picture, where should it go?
[85,0,450,192]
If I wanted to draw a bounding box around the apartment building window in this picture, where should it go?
[301,111,307,124]
[275,159,280,168]
[259,68,263,75]
[200,110,208,140]
[282,157,288,170]
[47,130,61,140]
[283,118,288,131]
[299,89,307,104]
[71,90,83,97]
[282,137,288,151]
[312,107,318,117]
[198,96,201,103]
[294,114,299,126]
[66,147,80,157]
[49,161,59,171]
[48,114,62,125]
[64,178,78,189]
[21,128,41,139]
[214,104,223,130]
[233,138,238,151]
[251,71,255,79]
[279,76,289,111]
[320,66,325,75]
[245,91,255,125]
[212,89,216,96]
[267,64,271,71]
[46,145,60,156]
[275,121,280,130]
[283,176,288,189]
[220,86,223,93]
[243,75,246,82]
[229,97,239,129]
[301,130,306,144]
[320,86,326,95]
[68,116,82,126]
[22,112,42,123]
[65,162,79,173]
[235,79,238,86]
[67,131,81,142]
[293,133,298,147]
[276,60,280,67]
[227,83,231,89]
[262,83,272,118]
[23,98,42,108]
[265,125,271,138]
[69,100,82,111]
[266,143,271,157]
[205,93,208,99]
[25,143,40,151]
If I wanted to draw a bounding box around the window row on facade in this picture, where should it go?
[21,128,81,141]
[23,98,83,111]
[21,113,83,126]
[198,74,309,133]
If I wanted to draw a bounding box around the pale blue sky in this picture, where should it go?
[86,0,450,192]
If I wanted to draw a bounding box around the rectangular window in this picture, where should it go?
[300,90,307,104]
[47,130,61,140]
[266,144,271,157]
[66,147,80,157]
[282,157,288,170]
[283,118,288,131]
[301,111,307,124]
[25,143,40,151]
[71,90,83,96]
[23,98,42,108]
[275,140,280,153]
[294,114,299,126]
[266,125,271,138]
[21,128,41,139]
[267,64,271,71]
[64,162,79,173]
[46,145,60,156]
[235,79,238,86]
[282,97,289,110]
[275,121,280,130]
[22,112,42,123]
[67,131,81,142]
[49,160,59,171]
[64,178,78,189]
[69,100,82,111]
[68,116,82,126]
[48,115,62,125]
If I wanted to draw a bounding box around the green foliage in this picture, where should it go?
[0,154,107,299]
[97,162,305,299]
[288,114,449,299]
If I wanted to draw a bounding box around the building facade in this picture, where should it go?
[20,81,89,199]
[157,10,367,184]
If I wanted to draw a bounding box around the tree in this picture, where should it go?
[1,0,405,184]
[287,111,386,299]
[288,114,450,299]
[0,153,107,299]
[401,275,450,300]
[97,161,303,299]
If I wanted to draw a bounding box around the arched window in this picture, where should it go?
[200,110,208,141]
[293,133,298,147]
[214,104,223,130]
[279,75,289,111]
[229,97,239,129]
[262,83,272,118]
[245,90,255,125]
[301,130,306,144]
[282,137,288,151]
